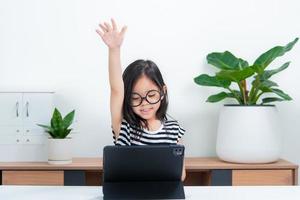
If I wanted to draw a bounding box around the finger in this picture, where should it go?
[111,18,117,30]
[99,23,108,33]
[120,26,127,36]
[104,22,112,32]
[95,29,104,38]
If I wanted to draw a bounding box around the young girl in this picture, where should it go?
[96,18,186,181]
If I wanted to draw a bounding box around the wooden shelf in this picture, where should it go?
[0,158,102,170]
[0,157,296,170]
[185,157,298,170]
[0,157,298,186]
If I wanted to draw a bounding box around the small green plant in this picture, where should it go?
[37,108,75,139]
[194,38,298,105]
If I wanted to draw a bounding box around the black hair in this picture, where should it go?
[122,59,169,137]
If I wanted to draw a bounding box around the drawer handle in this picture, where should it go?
[16,102,19,117]
[26,102,29,117]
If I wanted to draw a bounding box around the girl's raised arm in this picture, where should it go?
[96,19,127,138]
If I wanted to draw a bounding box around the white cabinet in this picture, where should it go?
[22,93,54,127]
[0,93,22,126]
[0,92,54,162]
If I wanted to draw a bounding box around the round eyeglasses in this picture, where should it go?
[131,90,163,107]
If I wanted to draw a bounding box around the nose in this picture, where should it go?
[140,97,148,106]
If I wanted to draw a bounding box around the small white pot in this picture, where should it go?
[216,105,282,163]
[48,137,72,164]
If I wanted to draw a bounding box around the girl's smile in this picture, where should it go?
[140,107,154,115]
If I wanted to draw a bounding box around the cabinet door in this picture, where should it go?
[0,93,23,126]
[232,170,294,185]
[0,127,22,143]
[2,171,64,185]
[22,93,53,127]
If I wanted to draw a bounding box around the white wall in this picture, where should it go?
[1,0,299,168]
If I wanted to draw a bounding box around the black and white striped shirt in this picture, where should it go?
[112,119,185,146]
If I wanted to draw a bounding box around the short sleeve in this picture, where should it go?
[112,119,131,146]
[178,124,186,139]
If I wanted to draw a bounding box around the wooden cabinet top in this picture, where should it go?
[0,157,297,171]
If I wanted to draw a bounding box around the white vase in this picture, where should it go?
[48,137,72,164]
[216,105,282,163]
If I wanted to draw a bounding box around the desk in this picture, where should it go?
[0,157,298,186]
[0,185,300,200]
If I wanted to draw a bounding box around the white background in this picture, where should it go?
[0,0,299,172]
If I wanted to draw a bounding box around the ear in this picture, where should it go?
[161,85,167,100]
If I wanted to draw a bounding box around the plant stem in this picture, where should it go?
[254,91,264,104]
[238,81,247,105]
[248,81,256,103]
[249,77,261,104]
[227,87,243,104]
[242,80,248,103]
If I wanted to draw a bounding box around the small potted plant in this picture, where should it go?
[194,38,298,163]
[37,108,75,164]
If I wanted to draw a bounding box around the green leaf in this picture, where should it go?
[261,97,285,104]
[194,74,231,88]
[63,110,75,129]
[258,87,292,100]
[271,88,292,100]
[206,92,235,103]
[216,67,255,82]
[260,62,290,80]
[62,129,72,138]
[259,80,278,88]
[231,90,243,99]
[38,108,75,139]
[258,86,273,93]
[253,38,298,72]
[46,130,56,138]
[51,108,63,131]
[37,124,52,131]
[207,51,249,70]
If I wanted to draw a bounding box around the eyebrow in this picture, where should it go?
[132,89,159,95]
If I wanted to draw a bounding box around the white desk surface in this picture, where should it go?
[1,185,300,200]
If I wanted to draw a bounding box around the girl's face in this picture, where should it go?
[131,75,164,121]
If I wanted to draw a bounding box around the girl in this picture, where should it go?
[96,19,186,181]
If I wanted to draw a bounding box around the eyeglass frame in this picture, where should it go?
[130,89,164,107]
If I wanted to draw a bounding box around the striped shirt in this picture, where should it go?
[112,119,186,146]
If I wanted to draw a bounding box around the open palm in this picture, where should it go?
[96,19,127,49]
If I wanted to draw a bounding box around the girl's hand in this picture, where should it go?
[96,18,127,49]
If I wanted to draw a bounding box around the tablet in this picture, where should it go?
[103,144,185,199]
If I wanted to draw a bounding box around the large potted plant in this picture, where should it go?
[194,38,298,163]
[37,108,75,164]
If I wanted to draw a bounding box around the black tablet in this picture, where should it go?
[103,145,185,199]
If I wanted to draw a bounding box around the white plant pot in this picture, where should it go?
[48,137,72,164]
[216,105,282,163]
